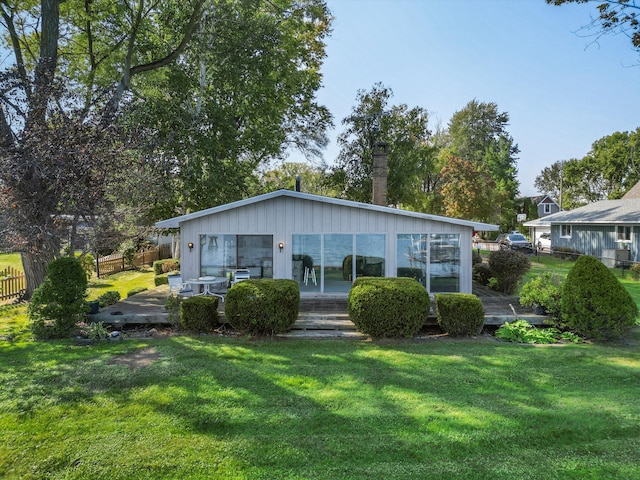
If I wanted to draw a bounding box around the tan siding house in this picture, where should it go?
[156,190,498,294]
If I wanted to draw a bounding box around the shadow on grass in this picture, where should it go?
[2,335,640,478]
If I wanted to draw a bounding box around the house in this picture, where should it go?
[522,194,561,246]
[524,189,640,265]
[155,190,498,294]
[532,194,561,217]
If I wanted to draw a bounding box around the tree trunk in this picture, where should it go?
[20,239,59,300]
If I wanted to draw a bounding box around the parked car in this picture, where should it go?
[537,232,551,252]
[498,233,533,253]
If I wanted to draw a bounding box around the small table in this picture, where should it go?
[186,277,226,302]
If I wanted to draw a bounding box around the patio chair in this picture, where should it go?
[167,274,194,297]
[231,269,251,286]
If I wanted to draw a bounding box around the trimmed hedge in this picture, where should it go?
[561,255,638,339]
[225,279,300,335]
[97,290,121,307]
[180,295,220,333]
[348,277,429,338]
[153,259,180,276]
[126,287,148,298]
[29,256,88,339]
[435,293,485,336]
[487,250,531,294]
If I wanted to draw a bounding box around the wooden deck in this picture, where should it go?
[92,284,547,336]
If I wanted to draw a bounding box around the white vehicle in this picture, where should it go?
[537,233,551,251]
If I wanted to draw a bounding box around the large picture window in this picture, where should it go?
[429,233,460,293]
[397,234,427,287]
[200,234,273,281]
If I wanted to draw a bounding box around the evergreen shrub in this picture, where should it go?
[435,293,485,336]
[472,263,492,285]
[29,256,88,339]
[225,279,299,335]
[561,255,638,339]
[488,250,531,294]
[153,259,179,276]
[348,277,429,338]
[97,290,121,307]
[181,295,219,333]
[126,287,148,298]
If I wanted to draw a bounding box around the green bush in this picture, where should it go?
[155,274,169,286]
[472,249,483,266]
[435,293,484,336]
[29,256,88,339]
[180,296,219,333]
[153,259,180,276]
[78,253,95,280]
[126,287,148,298]
[487,250,531,294]
[519,272,562,321]
[561,255,638,339]
[225,279,299,335]
[348,277,429,338]
[472,263,492,285]
[97,290,121,307]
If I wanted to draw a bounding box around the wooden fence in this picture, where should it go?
[96,244,171,277]
[0,266,26,302]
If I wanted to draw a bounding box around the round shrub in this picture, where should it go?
[472,263,492,286]
[29,256,88,339]
[561,255,638,339]
[488,250,531,294]
[348,277,429,338]
[97,290,121,307]
[127,287,148,298]
[435,293,485,336]
[225,279,299,335]
[519,272,562,321]
[180,295,219,333]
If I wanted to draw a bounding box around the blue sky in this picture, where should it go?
[291,0,640,197]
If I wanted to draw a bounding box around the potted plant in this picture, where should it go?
[519,272,562,318]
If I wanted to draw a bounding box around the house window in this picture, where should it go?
[543,204,551,214]
[561,225,572,238]
[617,226,631,242]
[199,234,273,280]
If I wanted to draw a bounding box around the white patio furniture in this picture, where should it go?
[167,274,194,297]
[231,269,251,286]
[185,276,226,302]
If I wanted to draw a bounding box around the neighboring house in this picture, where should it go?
[525,190,640,265]
[522,194,561,247]
[532,194,561,217]
[155,189,498,295]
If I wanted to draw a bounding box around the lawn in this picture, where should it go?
[1,254,640,479]
[1,332,639,479]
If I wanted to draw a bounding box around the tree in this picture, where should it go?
[446,99,520,229]
[259,162,332,196]
[534,129,640,208]
[0,0,332,296]
[126,0,333,217]
[328,83,435,209]
[547,1,640,56]
[439,155,496,222]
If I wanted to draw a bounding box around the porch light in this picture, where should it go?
[187,242,194,252]
[278,242,284,252]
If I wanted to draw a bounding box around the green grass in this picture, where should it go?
[0,252,22,272]
[1,333,639,479]
[2,259,640,478]
[86,267,157,301]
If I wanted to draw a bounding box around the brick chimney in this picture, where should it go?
[372,142,389,206]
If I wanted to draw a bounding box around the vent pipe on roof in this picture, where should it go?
[372,142,389,206]
[295,175,301,192]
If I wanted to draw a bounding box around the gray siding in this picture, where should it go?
[551,224,639,262]
[178,196,475,292]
